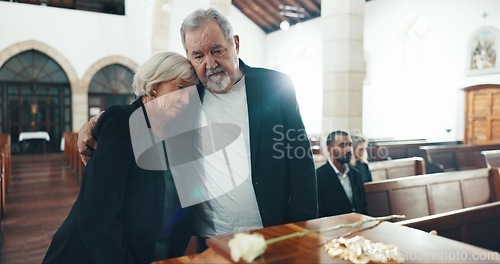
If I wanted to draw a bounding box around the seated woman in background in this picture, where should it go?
[351,135,373,183]
[43,52,198,264]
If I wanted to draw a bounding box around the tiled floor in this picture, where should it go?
[0,153,79,263]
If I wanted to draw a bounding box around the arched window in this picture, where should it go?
[88,64,135,117]
[0,50,72,153]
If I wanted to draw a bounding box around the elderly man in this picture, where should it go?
[78,7,318,247]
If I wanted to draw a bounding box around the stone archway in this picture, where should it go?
[0,41,79,153]
[0,40,83,131]
[81,55,139,119]
[81,55,139,93]
[0,40,79,83]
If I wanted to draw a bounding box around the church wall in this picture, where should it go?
[265,0,500,141]
[363,0,500,141]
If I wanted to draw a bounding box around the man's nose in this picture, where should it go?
[205,55,218,70]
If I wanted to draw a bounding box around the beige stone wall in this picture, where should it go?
[151,0,172,54]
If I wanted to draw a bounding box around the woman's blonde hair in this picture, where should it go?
[351,135,369,165]
[133,52,198,97]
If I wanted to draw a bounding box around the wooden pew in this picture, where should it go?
[398,201,500,252]
[0,153,4,218]
[370,140,461,161]
[368,138,426,161]
[481,149,500,168]
[368,157,425,181]
[0,134,10,194]
[0,134,10,215]
[63,132,84,182]
[364,168,500,221]
[420,144,500,173]
[368,138,426,146]
[0,152,3,243]
[63,131,72,164]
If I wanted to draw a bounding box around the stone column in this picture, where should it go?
[322,0,365,137]
[71,81,88,131]
[151,0,172,53]
[211,0,232,15]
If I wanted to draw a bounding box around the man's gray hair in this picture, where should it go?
[180,7,234,53]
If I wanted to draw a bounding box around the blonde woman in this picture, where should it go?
[351,135,373,183]
[43,52,198,263]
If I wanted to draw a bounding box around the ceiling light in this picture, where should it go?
[279,5,305,18]
[279,11,305,18]
[280,20,290,31]
[279,5,304,12]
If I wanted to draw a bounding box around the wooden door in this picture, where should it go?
[464,85,500,144]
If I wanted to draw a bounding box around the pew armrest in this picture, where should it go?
[426,161,444,174]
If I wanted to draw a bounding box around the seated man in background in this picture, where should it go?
[317,130,368,217]
[351,135,373,183]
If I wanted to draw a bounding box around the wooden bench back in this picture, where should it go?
[370,139,426,161]
[367,139,426,158]
[368,157,425,181]
[420,144,500,173]
[370,140,461,161]
[0,153,3,218]
[63,131,83,182]
[398,201,500,252]
[0,134,10,212]
[481,149,500,168]
[364,168,500,220]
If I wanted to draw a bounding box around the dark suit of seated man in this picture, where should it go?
[317,130,368,217]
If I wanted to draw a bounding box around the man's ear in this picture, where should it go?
[234,35,240,54]
[326,145,332,153]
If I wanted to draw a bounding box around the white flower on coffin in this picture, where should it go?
[227,215,405,263]
[228,233,267,263]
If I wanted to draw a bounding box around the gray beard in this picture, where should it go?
[206,73,231,93]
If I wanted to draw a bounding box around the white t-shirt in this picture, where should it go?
[196,77,263,237]
[328,159,354,205]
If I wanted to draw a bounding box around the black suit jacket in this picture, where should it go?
[43,99,192,264]
[316,162,368,218]
[354,161,373,183]
[196,59,318,227]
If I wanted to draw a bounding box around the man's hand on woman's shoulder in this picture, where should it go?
[77,111,104,165]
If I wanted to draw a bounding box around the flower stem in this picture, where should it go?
[265,215,405,245]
